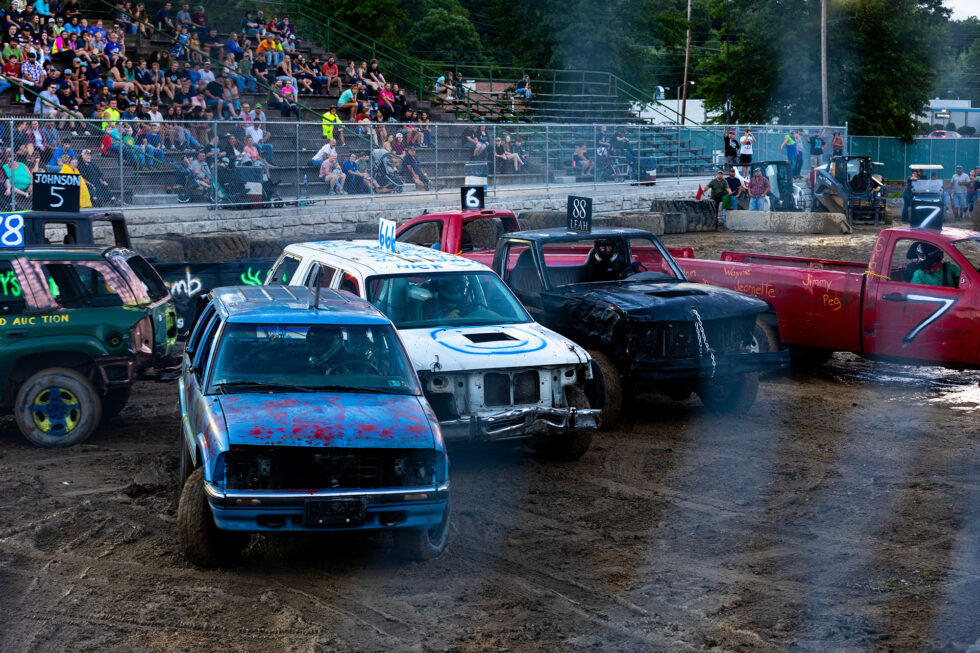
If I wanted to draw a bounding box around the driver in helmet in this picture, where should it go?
[306,325,347,373]
[910,243,960,288]
[585,237,630,281]
[423,275,472,319]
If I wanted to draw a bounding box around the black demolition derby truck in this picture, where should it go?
[489,209,788,423]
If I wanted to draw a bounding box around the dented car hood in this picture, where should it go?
[546,279,769,322]
[215,393,436,448]
[397,322,589,372]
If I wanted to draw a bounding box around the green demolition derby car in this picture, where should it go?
[0,246,177,447]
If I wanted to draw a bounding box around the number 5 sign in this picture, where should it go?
[32,172,81,213]
[0,213,24,247]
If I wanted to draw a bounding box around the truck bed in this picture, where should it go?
[673,252,866,353]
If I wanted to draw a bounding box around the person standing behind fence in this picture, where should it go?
[809,129,825,169]
[723,129,739,170]
[321,105,344,146]
[831,131,844,157]
[739,128,755,177]
[747,168,770,211]
[779,131,798,174]
[793,130,806,177]
[950,165,971,221]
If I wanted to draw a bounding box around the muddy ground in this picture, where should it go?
[1,228,978,652]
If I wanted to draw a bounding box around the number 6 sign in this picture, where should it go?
[460,186,485,210]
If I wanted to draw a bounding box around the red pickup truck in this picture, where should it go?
[672,226,980,369]
[396,208,520,268]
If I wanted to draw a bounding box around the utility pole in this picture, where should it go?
[725,0,731,123]
[681,0,692,125]
[820,0,828,125]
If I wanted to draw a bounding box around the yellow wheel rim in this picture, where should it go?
[31,386,81,435]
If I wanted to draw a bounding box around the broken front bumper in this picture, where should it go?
[632,349,788,381]
[440,406,601,442]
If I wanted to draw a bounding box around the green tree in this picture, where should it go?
[697,0,948,139]
[404,2,487,65]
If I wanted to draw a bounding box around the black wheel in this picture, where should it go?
[698,373,759,413]
[178,430,193,486]
[533,386,593,461]
[585,350,622,428]
[101,386,131,423]
[272,192,284,209]
[177,466,244,567]
[176,186,190,203]
[15,368,102,447]
[789,346,832,371]
[394,496,451,560]
[394,184,403,194]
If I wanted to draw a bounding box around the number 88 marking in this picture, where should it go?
[571,199,588,219]
[1,214,24,246]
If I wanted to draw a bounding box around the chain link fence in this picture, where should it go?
[0,118,851,211]
[845,135,980,182]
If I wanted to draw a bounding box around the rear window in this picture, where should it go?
[125,255,169,302]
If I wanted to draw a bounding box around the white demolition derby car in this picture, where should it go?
[267,237,600,460]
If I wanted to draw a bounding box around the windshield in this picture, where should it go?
[912,179,944,194]
[366,271,530,329]
[124,255,169,302]
[209,323,420,395]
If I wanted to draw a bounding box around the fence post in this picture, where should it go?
[676,125,680,182]
[369,139,374,203]
[492,123,497,196]
[119,123,125,209]
[592,124,598,190]
[294,120,300,202]
[636,124,642,186]
[8,119,13,211]
[544,124,550,191]
[434,123,439,199]
[212,121,219,209]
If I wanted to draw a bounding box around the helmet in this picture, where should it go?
[438,276,466,302]
[307,326,344,366]
[593,238,618,265]
[917,243,942,268]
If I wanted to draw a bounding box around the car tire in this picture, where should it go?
[177,466,242,567]
[533,386,593,461]
[15,368,102,448]
[698,373,759,413]
[178,430,193,486]
[176,187,191,203]
[101,386,132,423]
[586,350,622,428]
[753,319,780,353]
[395,496,451,561]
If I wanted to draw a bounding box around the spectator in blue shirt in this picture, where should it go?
[47,139,75,172]
[33,0,52,17]
[225,32,243,59]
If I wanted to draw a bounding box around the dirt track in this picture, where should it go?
[1,228,978,652]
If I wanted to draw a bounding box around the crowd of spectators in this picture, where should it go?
[0,0,452,203]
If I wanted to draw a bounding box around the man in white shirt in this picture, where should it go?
[950,164,971,221]
[311,139,336,168]
[739,128,755,177]
[248,103,266,123]
[199,62,215,85]
[245,122,274,162]
[146,101,164,123]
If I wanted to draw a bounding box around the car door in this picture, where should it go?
[180,309,221,465]
[864,237,977,365]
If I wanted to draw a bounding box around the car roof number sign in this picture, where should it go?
[379,218,397,253]
[0,213,25,247]
[567,196,592,233]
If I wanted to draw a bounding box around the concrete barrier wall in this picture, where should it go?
[726,210,851,234]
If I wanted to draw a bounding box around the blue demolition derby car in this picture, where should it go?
[176,285,450,565]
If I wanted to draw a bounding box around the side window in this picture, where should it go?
[304,263,338,288]
[193,316,221,381]
[501,242,543,297]
[0,261,26,314]
[268,254,301,285]
[398,220,443,249]
[461,218,503,252]
[339,272,360,295]
[186,302,216,355]
[891,239,960,287]
[42,262,126,308]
